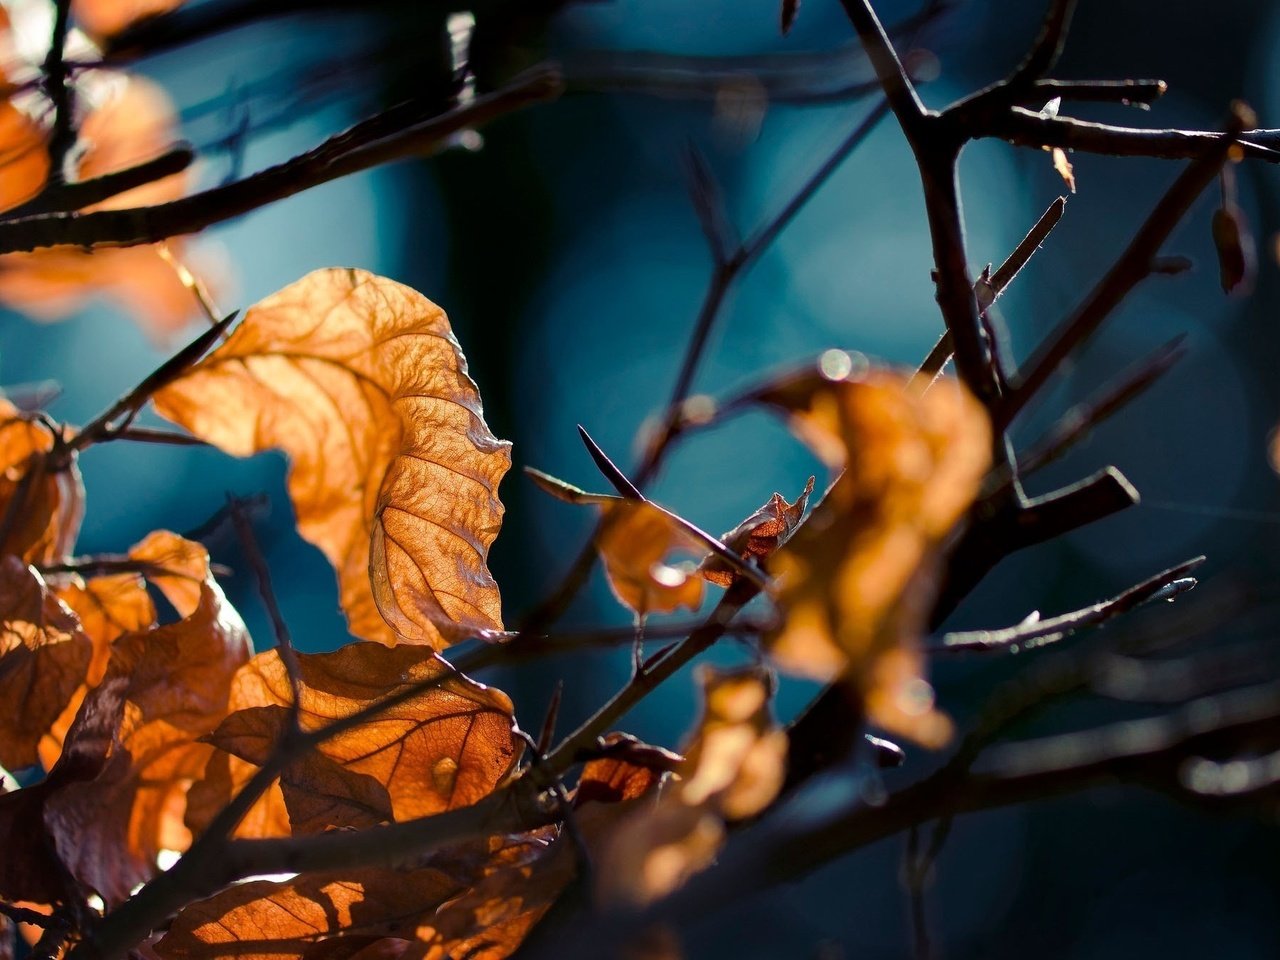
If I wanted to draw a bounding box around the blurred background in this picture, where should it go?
[3,0,1280,955]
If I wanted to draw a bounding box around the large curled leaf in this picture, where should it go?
[188,643,519,839]
[39,532,252,905]
[154,268,511,648]
[762,370,991,747]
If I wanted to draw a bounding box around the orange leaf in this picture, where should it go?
[699,477,814,587]
[0,100,50,214]
[162,736,665,960]
[0,558,92,769]
[188,643,518,839]
[153,269,512,647]
[596,500,707,617]
[73,0,184,40]
[0,75,213,335]
[0,400,84,565]
[594,666,785,907]
[40,532,252,904]
[155,866,468,960]
[763,371,991,747]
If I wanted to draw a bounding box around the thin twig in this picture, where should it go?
[228,497,304,724]
[67,311,238,457]
[936,556,1202,653]
[1000,105,1250,428]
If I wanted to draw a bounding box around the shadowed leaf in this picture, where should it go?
[38,532,252,905]
[0,558,91,769]
[188,643,518,838]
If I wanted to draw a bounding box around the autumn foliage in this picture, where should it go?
[0,0,1273,957]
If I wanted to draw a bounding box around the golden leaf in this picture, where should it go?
[154,269,512,647]
[187,643,518,839]
[0,74,212,335]
[764,371,991,747]
[1051,147,1076,193]
[73,0,185,39]
[596,500,707,617]
[0,400,84,565]
[595,666,786,907]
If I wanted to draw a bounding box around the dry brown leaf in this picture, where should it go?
[73,0,184,40]
[188,643,518,839]
[0,400,84,565]
[699,477,814,587]
[0,75,213,335]
[764,371,991,747]
[163,735,665,960]
[39,532,252,905]
[595,666,786,907]
[153,268,512,648]
[596,500,707,617]
[0,668,128,905]
[0,558,92,769]
[155,866,468,960]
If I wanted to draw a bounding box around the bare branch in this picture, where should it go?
[0,69,562,254]
[937,556,1202,653]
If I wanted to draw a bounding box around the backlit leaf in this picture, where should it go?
[699,477,813,587]
[188,643,518,838]
[153,269,512,647]
[596,500,707,617]
[0,400,83,565]
[595,666,786,906]
[763,370,991,747]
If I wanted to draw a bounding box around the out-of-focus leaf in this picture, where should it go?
[187,644,518,838]
[0,76,215,335]
[1212,204,1255,294]
[596,500,707,617]
[763,371,991,747]
[153,269,511,648]
[73,0,185,39]
[39,532,252,905]
[0,400,83,565]
[1050,148,1076,193]
[0,558,91,769]
[595,666,786,906]
[699,477,813,587]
